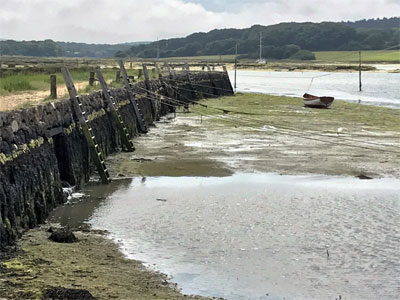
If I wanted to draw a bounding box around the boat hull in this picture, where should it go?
[303,93,334,108]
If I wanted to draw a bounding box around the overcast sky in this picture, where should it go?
[0,0,399,44]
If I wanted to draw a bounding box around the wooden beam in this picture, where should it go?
[61,66,111,184]
[117,60,148,133]
[96,67,135,152]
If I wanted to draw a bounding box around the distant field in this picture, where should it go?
[314,50,400,63]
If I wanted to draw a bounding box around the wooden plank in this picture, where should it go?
[117,60,148,133]
[95,67,135,152]
[61,66,111,184]
[142,63,158,119]
[222,65,234,94]
[184,63,198,99]
[50,75,57,99]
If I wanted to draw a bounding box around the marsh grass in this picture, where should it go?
[190,93,400,133]
[0,67,144,95]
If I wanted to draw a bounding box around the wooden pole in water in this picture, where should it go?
[50,75,57,99]
[359,51,362,92]
[234,43,238,92]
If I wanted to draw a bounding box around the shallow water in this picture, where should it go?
[228,70,400,108]
[51,173,400,300]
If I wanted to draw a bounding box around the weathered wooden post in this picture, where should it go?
[222,65,234,94]
[142,63,159,119]
[359,51,362,92]
[138,69,142,79]
[50,74,57,99]
[89,71,95,86]
[117,60,148,133]
[154,63,162,79]
[184,63,198,100]
[116,71,121,82]
[96,67,134,152]
[61,66,111,184]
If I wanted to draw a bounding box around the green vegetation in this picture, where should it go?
[314,50,400,63]
[0,40,148,58]
[161,55,236,61]
[190,93,400,133]
[0,68,144,95]
[1,18,398,59]
[122,17,399,59]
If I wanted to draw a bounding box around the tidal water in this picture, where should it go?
[227,70,400,108]
[51,173,400,300]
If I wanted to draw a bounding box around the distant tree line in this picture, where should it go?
[121,19,399,59]
[0,40,145,58]
[342,17,399,29]
[0,40,64,57]
[1,17,398,59]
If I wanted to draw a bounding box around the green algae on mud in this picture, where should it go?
[0,227,211,300]
[107,93,400,179]
[192,93,400,132]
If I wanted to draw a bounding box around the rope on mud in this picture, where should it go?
[167,78,234,93]
[137,86,400,154]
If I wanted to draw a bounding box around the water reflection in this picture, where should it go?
[53,173,400,300]
[50,179,132,228]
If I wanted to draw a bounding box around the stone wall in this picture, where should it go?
[0,70,233,248]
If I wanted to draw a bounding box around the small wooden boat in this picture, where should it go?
[303,93,334,108]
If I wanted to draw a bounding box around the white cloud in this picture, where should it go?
[0,0,398,43]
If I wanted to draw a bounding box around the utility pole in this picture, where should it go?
[259,32,262,62]
[234,43,238,92]
[359,51,362,92]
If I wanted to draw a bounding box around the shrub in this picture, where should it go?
[290,50,316,60]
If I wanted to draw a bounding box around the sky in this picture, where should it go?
[0,0,399,44]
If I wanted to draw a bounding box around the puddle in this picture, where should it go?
[50,173,400,300]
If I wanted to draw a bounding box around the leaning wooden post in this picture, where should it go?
[154,63,162,79]
[222,65,234,94]
[359,51,362,92]
[184,62,198,99]
[142,63,159,119]
[50,74,57,99]
[89,71,95,86]
[96,67,134,152]
[61,66,111,184]
[117,60,148,133]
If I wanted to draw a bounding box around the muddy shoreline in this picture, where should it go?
[1,93,399,299]
[0,226,217,300]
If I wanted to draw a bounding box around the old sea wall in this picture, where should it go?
[0,70,233,248]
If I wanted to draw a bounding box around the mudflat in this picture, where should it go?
[1,93,399,299]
